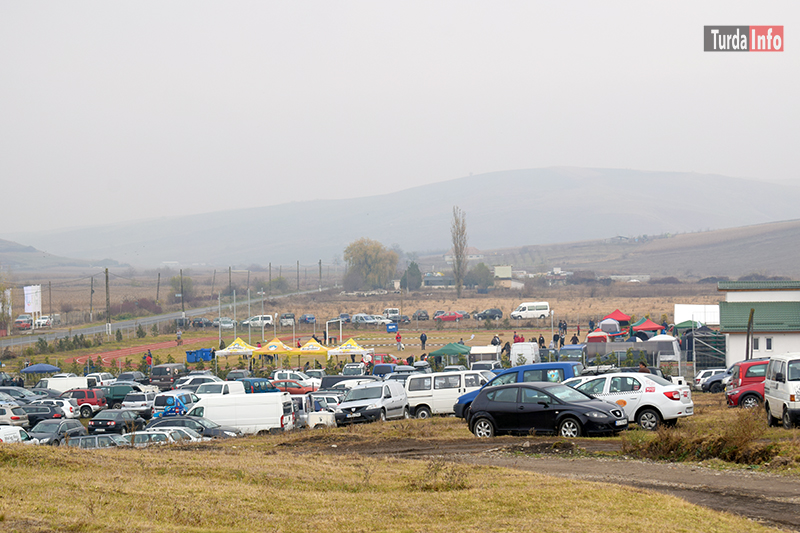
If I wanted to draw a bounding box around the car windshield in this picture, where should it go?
[0,392,15,402]
[641,374,673,387]
[94,411,119,420]
[197,384,223,394]
[32,421,60,433]
[343,387,382,402]
[124,394,146,402]
[193,417,219,429]
[342,367,363,376]
[545,384,593,403]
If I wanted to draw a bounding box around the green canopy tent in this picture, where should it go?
[429,342,471,366]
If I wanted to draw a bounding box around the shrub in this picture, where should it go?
[36,337,48,354]
[151,325,159,337]
[136,324,146,338]
[115,329,123,342]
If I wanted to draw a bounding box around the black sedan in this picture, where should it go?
[468,382,628,438]
[474,308,503,321]
[145,415,242,438]
[88,409,146,435]
[192,317,213,328]
[29,419,87,446]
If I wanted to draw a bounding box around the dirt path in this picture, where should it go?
[63,336,219,365]
[297,434,800,531]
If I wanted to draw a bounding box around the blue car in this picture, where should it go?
[454,362,585,420]
[299,314,316,324]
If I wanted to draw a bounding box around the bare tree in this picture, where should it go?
[450,206,468,298]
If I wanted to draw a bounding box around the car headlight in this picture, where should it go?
[585,411,609,419]
[366,403,379,410]
[223,431,238,437]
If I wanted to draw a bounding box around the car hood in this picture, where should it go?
[206,425,241,436]
[338,398,382,410]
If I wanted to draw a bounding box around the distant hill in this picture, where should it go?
[426,219,800,280]
[0,238,99,270]
[4,167,800,270]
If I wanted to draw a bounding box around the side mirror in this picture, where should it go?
[479,379,487,386]
[776,372,785,383]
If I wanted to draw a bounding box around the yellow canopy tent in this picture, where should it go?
[253,337,295,356]
[297,339,329,356]
[327,337,373,360]
[215,337,259,357]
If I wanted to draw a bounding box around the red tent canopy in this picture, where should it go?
[586,329,610,343]
[603,309,631,322]
[632,318,663,332]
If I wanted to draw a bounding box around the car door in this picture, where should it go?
[433,374,461,414]
[485,387,520,431]
[518,387,558,434]
[604,376,644,419]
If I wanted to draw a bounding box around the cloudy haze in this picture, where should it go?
[1,2,797,234]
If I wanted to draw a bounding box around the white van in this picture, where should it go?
[405,371,488,419]
[33,376,95,393]
[764,352,800,429]
[195,381,246,398]
[188,392,294,434]
[510,342,540,366]
[0,426,38,444]
[510,301,551,320]
[383,308,400,321]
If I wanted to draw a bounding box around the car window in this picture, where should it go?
[73,391,85,399]
[98,436,115,447]
[383,386,392,398]
[408,377,431,391]
[522,369,564,383]
[486,387,518,403]
[745,364,767,378]
[520,388,550,404]
[464,374,481,388]
[488,373,518,387]
[609,376,641,393]
[787,361,800,381]
[434,375,460,389]
[576,378,606,395]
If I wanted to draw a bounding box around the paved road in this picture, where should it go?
[0,288,326,351]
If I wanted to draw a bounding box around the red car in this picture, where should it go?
[271,380,317,395]
[434,312,464,322]
[725,358,768,409]
[726,381,764,409]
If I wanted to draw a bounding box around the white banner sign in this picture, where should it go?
[24,285,42,313]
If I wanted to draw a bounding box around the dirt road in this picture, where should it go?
[295,434,800,531]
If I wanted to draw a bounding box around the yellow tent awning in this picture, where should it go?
[297,339,329,356]
[216,337,259,356]
[253,337,296,355]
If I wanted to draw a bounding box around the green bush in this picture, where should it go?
[151,325,159,337]
[36,337,48,354]
[115,329,123,342]
[136,324,146,338]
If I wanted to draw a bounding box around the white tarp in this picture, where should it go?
[674,304,720,326]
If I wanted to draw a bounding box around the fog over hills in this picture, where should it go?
[5,167,800,270]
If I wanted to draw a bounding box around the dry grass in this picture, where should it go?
[0,434,784,533]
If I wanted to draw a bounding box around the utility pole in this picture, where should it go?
[155,273,160,304]
[180,269,185,314]
[268,263,272,297]
[105,268,111,336]
[318,259,322,291]
[48,281,52,319]
[90,276,94,322]
[297,260,299,291]
[228,266,232,298]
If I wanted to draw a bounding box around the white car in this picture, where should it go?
[86,372,116,387]
[371,315,392,325]
[31,398,80,419]
[121,391,158,419]
[693,368,726,391]
[351,314,377,325]
[563,372,693,430]
[242,315,274,328]
[271,370,321,389]
[34,316,53,328]
[140,426,208,442]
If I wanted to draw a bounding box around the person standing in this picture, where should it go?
[538,334,545,349]
[570,334,579,345]
[396,332,403,350]
[176,329,182,346]
[420,332,427,350]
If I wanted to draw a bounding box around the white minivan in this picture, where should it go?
[764,352,800,429]
[405,371,488,419]
[510,302,551,320]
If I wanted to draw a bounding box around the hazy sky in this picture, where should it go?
[2,2,797,234]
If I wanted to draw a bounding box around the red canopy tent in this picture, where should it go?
[585,329,610,343]
[603,309,631,322]
[632,319,663,332]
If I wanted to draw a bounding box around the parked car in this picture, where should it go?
[341,362,367,376]
[226,369,251,381]
[727,380,765,409]
[406,371,487,419]
[14,314,33,330]
[116,371,149,385]
[455,311,471,319]
[124,430,182,448]
[28,419,87,445]
[0,386,40,405]
[121,391,158,419]
[351,314,377,325]
[694,368,726,390]
[724,359,769,409]
[28,388,64,399]
[60,388,107,418]
[0,372,16,386]
[0,426,39,445]
[32,398,79,419]
[299,314,316,324]
[173,375,223,393]
[241,315,274,328]
[434,312,464,322]
[564,372,693,430]
[338,313,351,323]
[469,382,628,438]
[152,390,200,418]
[412,310,429,321]
[432,310,446,320]
[279,313,296,327]
[34,315,53,328]
[145,415,242,438]
[443,365,468,372]
[19,404,64,426]
[334,381,409,425]
[729,358,769,391]
[764,352,800,428]
[88,409,146,435]
[0,405,29,427]
[271,370,320,389]
[219,317,235,330]
[474,308,503,321]
[191,317,213,328]
[98,384,139,410]
[238,377,280,394]
[86,372,116,387]
[272,380,317,395]
[304,369,327,380]
[371,315,392,325]
[150,363,189,391]
[195,381,246,397]
[67,434,131,449]
[702,368,733,393]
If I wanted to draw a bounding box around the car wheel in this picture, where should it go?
[112,402,122,410]
[473,418,494,438]
[558,417,581,438]
[379,409,386,422]
[740,395,760,409]
[120,427,128,435]
[415,406,432,420]
[783,407,794,430]
[637,408,661,431]
[403,407,410,419]
[80,406,92,419]
[709,382,723,394]
[766,404,780,427]
[51,439,60,447]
